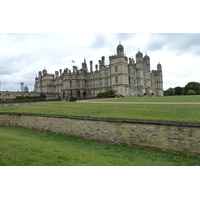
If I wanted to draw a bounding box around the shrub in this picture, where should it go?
[187,90,196,95]
[39,92,46,99]
[69,96,77,102]
[97,89,117,98]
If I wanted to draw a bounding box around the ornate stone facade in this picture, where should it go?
[34,43,163,98]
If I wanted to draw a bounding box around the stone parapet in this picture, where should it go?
[0,113,199,156]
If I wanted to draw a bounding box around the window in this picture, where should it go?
[105,79,108,86]
[99,79,102,87]
[115,66,118,72]
[115,76,118,84]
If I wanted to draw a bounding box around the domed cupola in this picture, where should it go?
[136,49,143,58]
[143,52,150,64]
[136,49,143,63]
[144,52,149,59]
[117,42,124,57]
[43,67,47,76]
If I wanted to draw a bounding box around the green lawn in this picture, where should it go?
[0,126,199,166]
[1,101,200,123]
[97,95,200,102]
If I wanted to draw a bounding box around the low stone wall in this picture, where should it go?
[0,101,60,107]
[0,113,200,156]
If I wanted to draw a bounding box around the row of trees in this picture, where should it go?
[164,82,200,96]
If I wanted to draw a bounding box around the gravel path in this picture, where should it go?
[77,100,200,104]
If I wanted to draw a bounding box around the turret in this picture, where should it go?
[43,68,47,76]
[136,49,143,63]
[143,53,150,64]
[143,53,150,71]
[117,42,124,57]
[38,71,42,78]
[157,62,162,71]
[136,49,143,69]
[82,58,88,72]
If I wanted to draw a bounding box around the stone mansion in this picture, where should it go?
[34,43,163,99]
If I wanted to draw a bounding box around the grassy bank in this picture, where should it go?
[97,95,200,102]
[0,102,200,123]
[0,126,199,166]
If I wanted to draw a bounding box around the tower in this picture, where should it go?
[20,82,24,92]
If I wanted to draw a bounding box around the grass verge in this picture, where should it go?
[0,126,200,166]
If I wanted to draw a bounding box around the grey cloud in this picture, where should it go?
[145,33,200,55]
[89,34,111,49]
[90,33,138,49]
[0,55,30,75]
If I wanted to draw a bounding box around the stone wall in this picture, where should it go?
[0,113,199,156]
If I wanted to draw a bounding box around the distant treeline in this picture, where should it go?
[164,82,200,96]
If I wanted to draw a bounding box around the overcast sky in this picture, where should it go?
[1,0,200,92]
[1,33,200,91]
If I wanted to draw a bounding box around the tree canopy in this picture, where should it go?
[182,82,200,95]
[164,87,175,96]
[174,86,183,95]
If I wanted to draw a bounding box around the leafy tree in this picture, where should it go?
[182,82,200,95]
[164,87,175,96]
[187,90,196,95]
[174,86,183,95]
